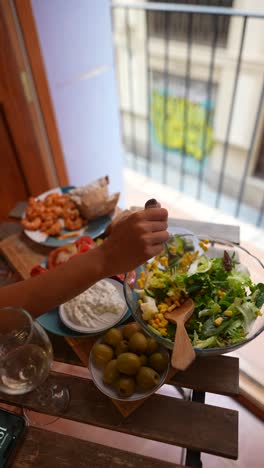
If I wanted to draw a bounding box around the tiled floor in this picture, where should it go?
[123,167,264,253]
[124,153,264,230]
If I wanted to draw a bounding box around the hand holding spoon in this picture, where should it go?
[145,199,195,370]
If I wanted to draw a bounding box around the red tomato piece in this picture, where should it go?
[111,270,136,286]
[30,265,48,277]
[48,244,77,269]
[126,270,136,288]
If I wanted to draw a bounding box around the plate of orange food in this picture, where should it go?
[22,177,119,247]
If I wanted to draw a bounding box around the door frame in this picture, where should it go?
[2,0,69,189]
[0,1,55,196]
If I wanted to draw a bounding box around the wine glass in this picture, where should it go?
[0,307,69,416]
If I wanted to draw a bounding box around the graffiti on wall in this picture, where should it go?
[151,89,215,161]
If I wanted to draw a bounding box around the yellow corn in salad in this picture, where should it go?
[136,251,190,336]
[179,251,199,272]
[133,234,263,350]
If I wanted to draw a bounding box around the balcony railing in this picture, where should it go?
[112,2,264,227]
[148,0,234,47]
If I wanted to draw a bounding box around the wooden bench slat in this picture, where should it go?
[2,372,238,459]
[171,355,239,396]
[14,427,183,468]
[50,334,239,396]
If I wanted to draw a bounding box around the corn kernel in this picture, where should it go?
[224,310,233,317]
[168,303,177,312]
[160,256,168,268]
[158,313,163,320]
[199,241,209,252]
[160,319,168,327]
[214,317,223,327]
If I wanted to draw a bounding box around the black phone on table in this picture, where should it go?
[0,409,27,467]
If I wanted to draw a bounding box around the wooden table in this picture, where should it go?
[0,220,240,468]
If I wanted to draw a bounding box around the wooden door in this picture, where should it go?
[0,2,56,220]
[0,109,28,220]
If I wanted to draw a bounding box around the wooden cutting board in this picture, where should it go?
[0,231,51,279]
[66,335,178,417]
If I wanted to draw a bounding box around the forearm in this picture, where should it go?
[0,206,169,321]
[0,245,107,318]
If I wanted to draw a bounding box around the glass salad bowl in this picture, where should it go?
[124,236,264,356]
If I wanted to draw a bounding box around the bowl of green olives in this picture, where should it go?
[89,322,170,401]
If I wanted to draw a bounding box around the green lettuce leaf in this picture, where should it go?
[227,269,253,288]
[193,335,220,349]
[235,301,259,332]
[254,283,264,308]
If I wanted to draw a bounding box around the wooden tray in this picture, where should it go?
[0,231,50,278]
[66,336,177,417]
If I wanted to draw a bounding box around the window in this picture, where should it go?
[147,0,234,47]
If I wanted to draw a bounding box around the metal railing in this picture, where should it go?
[112,2,264,227]
[148,0,234,47]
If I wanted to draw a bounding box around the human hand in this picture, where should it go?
[99,205,169,276]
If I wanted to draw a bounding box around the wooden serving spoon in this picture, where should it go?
[165,298,196,370]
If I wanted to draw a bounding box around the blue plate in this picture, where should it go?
[36,258,131,337]
[23,186,112,247]
[37,306,131,338]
